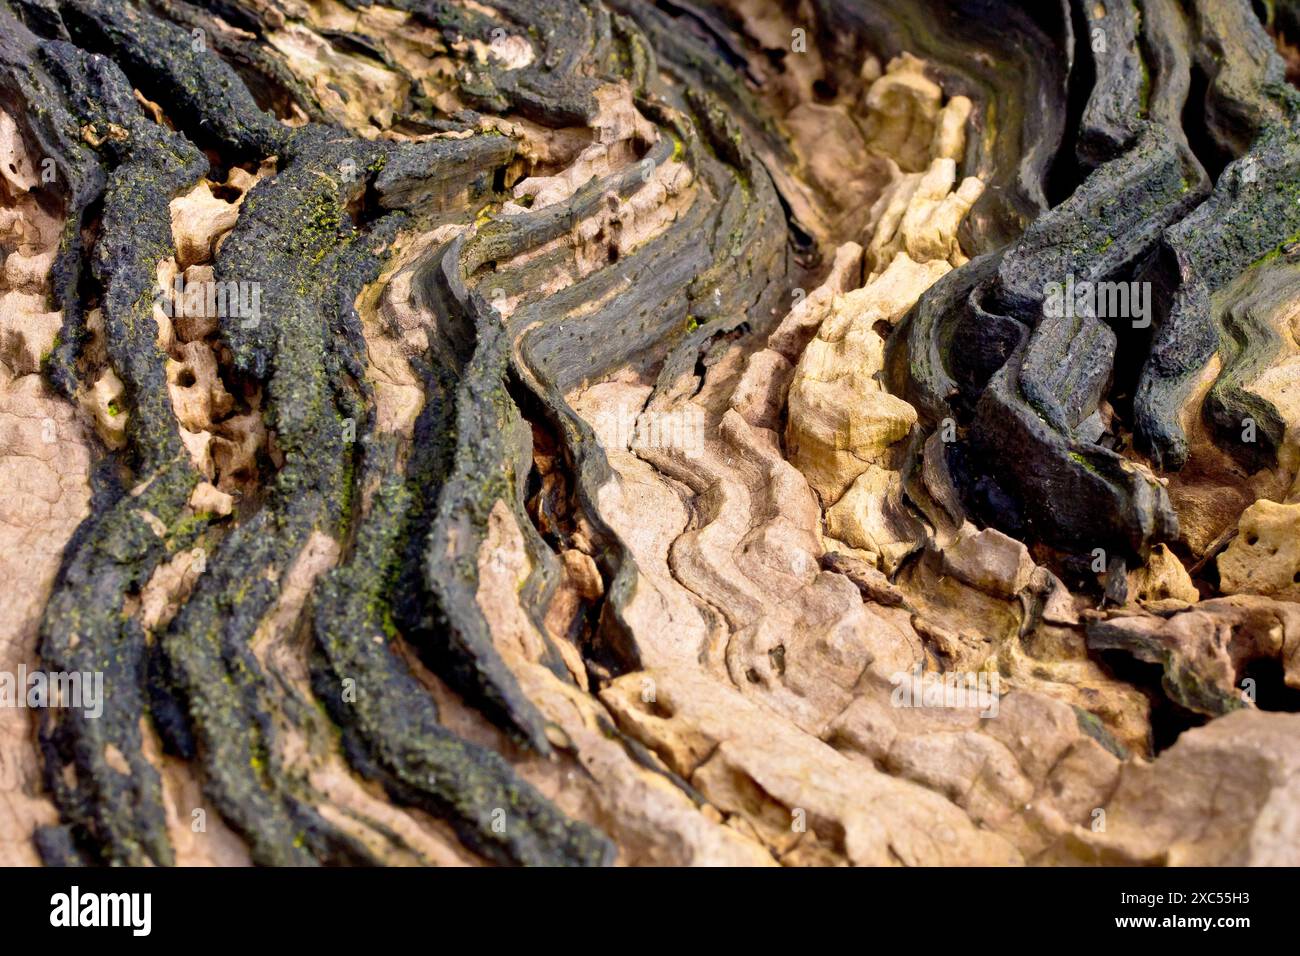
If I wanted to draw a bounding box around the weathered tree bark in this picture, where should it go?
[2,0,1300,867]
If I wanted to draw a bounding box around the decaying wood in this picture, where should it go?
[3,0,1300,866]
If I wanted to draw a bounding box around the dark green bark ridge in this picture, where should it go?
[311,439,612,866]
[10,0,616,865]
[33,37,208,867]
[891,0,1300,564]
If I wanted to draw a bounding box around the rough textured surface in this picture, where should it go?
[2,0,1300,868]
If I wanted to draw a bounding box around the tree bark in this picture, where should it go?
[2,0,1300,867]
